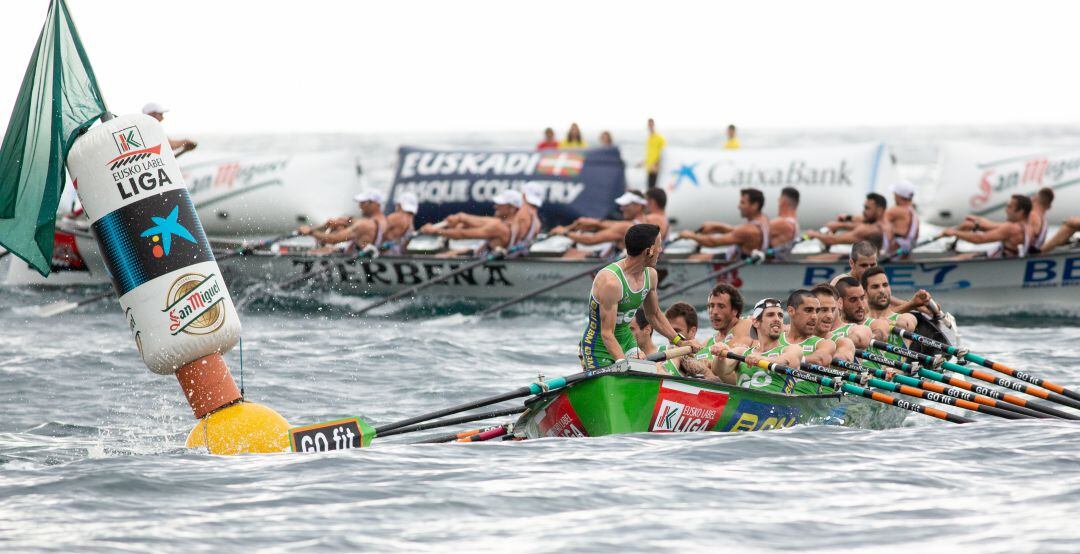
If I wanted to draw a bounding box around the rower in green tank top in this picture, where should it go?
[579,224,701,370]
[707,298,803,390]
[778,289,837,394]
[861,267,932,364]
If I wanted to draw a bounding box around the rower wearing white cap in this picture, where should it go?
[886,180,919,255]
[550,191,649,257]
[384,192,419,255]
[299,189,388,254]
[518,183,546,245]
[421,189,521,257]
[142,102,197,157]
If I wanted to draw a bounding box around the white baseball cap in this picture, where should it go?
[353,189,385,204]
[396,191,419,214]
[523,182,546,207]
[614,191,647,206]
[891,180,915,199]
[492,189,522,207]
[141,102,168,115]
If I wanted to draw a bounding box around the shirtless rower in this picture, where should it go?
[298,189,388,254]
[1029,187,1054,253]
[518,183,546,245]
[941,194,1033,258]
[420,189,523,257]
[829,241,879,286]
[678,188,770,258]
[769,187,801,259]
[644,188,670,239]
[383,192,418,255]
[579,224,702,370]
[811,283,868,362]
[551,191,648,258]
[887,180,920,255]
[707,299,805,391]
[1038,217,1080,253]
[807,193,892,253]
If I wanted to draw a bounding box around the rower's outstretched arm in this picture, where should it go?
[945,224,1012,245]
[312,219,369,244]
[680,226,749,247]
[804,339,836,367]
[440,221,506,242]
[699,221,734,234]
[567,223,629,245]
[1040,218,1080,252]
[811,226,877,246]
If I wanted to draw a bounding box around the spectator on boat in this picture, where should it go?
[807,193,893,253]
[420,189,522,257]
[627,310,658,359]
[724,124,740,150]
[1038,216,1080,253]
[678,188,770,257]
[707,298,801,388]
[644,188,669,239]
[537,127,559,150]
[383,192,419,255]
[942,194,1033,258]
[769,187,801,258]
[517,183,545,245]
[560,123,588,149]
[830,241,879,286]
[299,189,388,254]
[599,131,615,147]
[886,180,919,255]
[143,102,197,157]
[641,118,666,189]
[551,191,649,258]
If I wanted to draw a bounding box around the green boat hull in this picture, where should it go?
[516,372,908,438]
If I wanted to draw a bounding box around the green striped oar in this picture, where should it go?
[832,358,1049,419]
[856,349,1080,420]
[870,340,1080,412]
[893,327,1080,404]
[802,362,1027,420]
[724,352,973,424]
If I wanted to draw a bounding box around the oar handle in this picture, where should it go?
[647,346,693,361]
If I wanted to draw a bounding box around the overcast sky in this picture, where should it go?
[1,1,1077,136]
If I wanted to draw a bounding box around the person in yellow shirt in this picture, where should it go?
[724,124,740,150]
[560,123,588,149]
[642,118,666,189]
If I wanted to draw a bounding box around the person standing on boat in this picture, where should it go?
[679,188,770,257]
[551,191,649,257]
[807,193,893,253]
[644,188,670,239]
[769,187,801,259]
[421,189,522,256]
[829,241,879,286]
[142,102,197,157]
[560,123,588,149]
[299,189,388,254]
[537,128,559,150]
[886,180,919,255]
[941,194,1033,258]
[641,118,665,189]
[707,299,802,390]
[724,124,740,150]
[383,192,418,255]
[579,224,702,371]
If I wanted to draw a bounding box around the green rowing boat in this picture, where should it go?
[514,370,909,439]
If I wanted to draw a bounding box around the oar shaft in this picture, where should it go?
[414,426,494,444]
[375,406,526,438]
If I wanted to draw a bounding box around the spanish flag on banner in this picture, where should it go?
[0,0,107,276]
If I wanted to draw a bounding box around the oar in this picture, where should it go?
[376,406,525,438]
[724,351,973,423]
[415,425,503,444]
[374,346,693,436]
[355,243,530,316]
[856,349,1080,420]
[894,327,1080,403]
[215,231,300,262]
[802,362,1028,420]
[0,250,10,261]
[832,358,1050,419]
[870,339,1080,412]
[479,255,618,317]
[658,250,765,302]
[881,234,941,263]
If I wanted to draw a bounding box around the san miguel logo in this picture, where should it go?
[140,205,196,258]
[164,273,227,336]
[537,152,584,177]
[971,153,1080,210]
[537,394,588,438]
[107,125,170,200]
[649,380,729,433]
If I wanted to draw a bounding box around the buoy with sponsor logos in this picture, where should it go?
[66,114,288,455]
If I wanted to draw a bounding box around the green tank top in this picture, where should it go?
[579,263,651,369]
[866,313,904,365]
[660,335,716,376]
[830,323,855,342]
[780,332,834,394]
[736,343,793,393]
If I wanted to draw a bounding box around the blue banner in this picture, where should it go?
[388,146,627,227]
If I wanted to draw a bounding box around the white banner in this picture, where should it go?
[658,143,897,230]
[930,142,1080,226]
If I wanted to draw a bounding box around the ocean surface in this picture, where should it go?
[4,128,1080,552]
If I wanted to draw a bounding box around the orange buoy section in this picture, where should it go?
[176,354,242,419]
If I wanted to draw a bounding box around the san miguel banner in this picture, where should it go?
[658,143,898,230]
[389,146,627,227]
[929,142,1080,226]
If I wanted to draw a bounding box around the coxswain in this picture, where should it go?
[767,187,801,259]
[827,277,874,351]
[808,193,892,253]
[579,224,702,370]
[551,191,648,257]
[679,187,770,257]
[829,241,879,286]
[644,188,670,239]
[383,192,418,255]
[941,194,1032,258]
[886,180,920,255]
[298,189,388,254]
[707,299,803,390]
[142,102,197,157]
[421,189,522,257]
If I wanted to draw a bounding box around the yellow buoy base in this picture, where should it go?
[185,401,290,455]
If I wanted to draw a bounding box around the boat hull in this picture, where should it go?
[514,372,908,439]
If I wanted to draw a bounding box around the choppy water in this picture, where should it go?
[2,287,1080,552]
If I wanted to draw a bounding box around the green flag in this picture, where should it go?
[0,0,107,276]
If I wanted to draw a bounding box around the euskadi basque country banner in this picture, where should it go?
[389,146,627,227]
[930,142,1080,226]
[658,143,898,230]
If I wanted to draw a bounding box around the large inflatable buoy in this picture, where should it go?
[66,114,288,454]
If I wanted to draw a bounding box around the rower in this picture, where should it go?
[829,276,874,350]
[298,189,388,254]
[707,298,804,391]
[810,283,866,362]
[768,187,801,259]
[829,241,879,286]
[781,289,836,371]
[383,192,418,255]
[552,191,648,258]
[518,183,546,245]
[705,283,746,345]
[861,266,930,359]
[807,193,892,253]
[1038,216,1080,253]
[420,189,521,257]
[579,224,702,370]
[627,310,658,359]
[1029,187,1054,253]
[941,194,1032,258]
[678,187,770,258]
[886,180,919,255]
[658,302,708,377]
[644,188,670,239]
